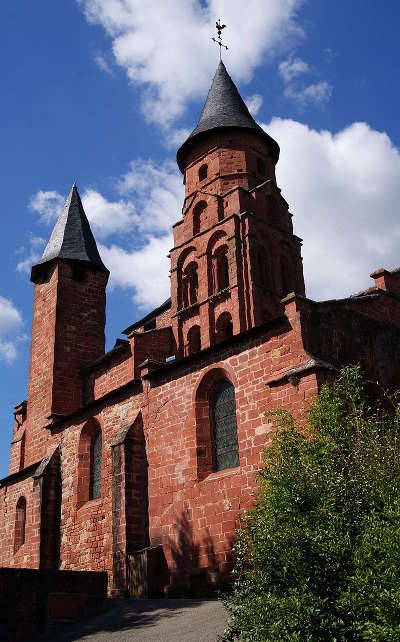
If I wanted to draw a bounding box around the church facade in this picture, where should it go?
[1,62,400,596]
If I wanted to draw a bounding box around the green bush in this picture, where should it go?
[222,366,400,641]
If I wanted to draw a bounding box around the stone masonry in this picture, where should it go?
[1,61,400,597]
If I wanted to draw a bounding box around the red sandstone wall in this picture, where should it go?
[170,129,304,357]
[57,390,144,591]
[86,346,134,402]
[24,262,108,468]
[4,288,400,592]
[144,319,313,587]
[0,475,40,569]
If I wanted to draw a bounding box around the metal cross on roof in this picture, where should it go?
[212,19,228,60]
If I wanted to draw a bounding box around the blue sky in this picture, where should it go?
[1,0,400,477]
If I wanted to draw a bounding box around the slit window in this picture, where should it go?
[90,429,102,500]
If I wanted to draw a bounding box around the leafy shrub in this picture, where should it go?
[222,366,400,641]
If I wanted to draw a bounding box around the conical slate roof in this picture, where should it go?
[177,61,279,171]
[31,184,108,280]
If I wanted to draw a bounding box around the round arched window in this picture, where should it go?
[199,164,208,181]
[210,380,239,471]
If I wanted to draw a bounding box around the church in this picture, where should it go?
[1,60,400,597]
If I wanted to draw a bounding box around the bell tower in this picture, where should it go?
[25,185,109,465]
[170,61,305,357]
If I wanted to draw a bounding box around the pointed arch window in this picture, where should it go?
[211,380,239,471]
[90,429,102,500]
[14,496,26,552]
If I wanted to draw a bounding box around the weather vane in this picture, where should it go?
[212,19,228,60]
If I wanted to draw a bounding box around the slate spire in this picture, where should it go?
[177,60,279,171]
[31,184,108,280]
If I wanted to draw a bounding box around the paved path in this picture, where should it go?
[36,599,228,642]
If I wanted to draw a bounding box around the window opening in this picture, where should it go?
[215,313,233,343]
[90,430,102,500]
[193,202,207,236]
[183,264,198,307]
[199,164,208,181]
[187,325,201,355]
[215,250,229,291]
[14,496,26,552]
[211,380,239,471]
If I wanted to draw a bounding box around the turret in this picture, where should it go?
[24,184,109,464]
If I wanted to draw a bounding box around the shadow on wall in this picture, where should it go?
[165,507,235,598]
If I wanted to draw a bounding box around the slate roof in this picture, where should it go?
[177,61,280,171]
[31,184,109,279]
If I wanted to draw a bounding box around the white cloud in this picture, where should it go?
[78,0,304,129]
[98,158,183,308]
[26,119,400,315]
[117,159,183,234]
[0,296,23,363]
[164,127,191,149]
[28,188,137,240]
[245,94,263,116]
[100,235,172,309]
[94,52,114,75]
[82,189,136,239]
[263,118,400,300]
[279,55,309,83]
[29,191,64,224]
[284,80,332,105]
[279,53,332,106]
[26,160,182,309]
[16,236,46,275]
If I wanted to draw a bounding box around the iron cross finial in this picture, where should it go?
[212,19,228,60]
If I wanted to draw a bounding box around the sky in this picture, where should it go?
[1,0,400,477]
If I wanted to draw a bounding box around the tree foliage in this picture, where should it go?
[222,366,400,641]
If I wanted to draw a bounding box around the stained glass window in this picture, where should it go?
[90,430,102,500]
[211,380,239,471]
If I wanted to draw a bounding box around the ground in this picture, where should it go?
[35,599,228,642]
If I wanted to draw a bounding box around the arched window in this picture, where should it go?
[257,158,266,177]
[199,164,208,181]
[182,262,198,307]
[214,248,229,292]
[193,201,207,236]
[215,312,233,343]
[77,420,102,507]
[90,429,102,500]
[187,325,201,355]
[14,496,26,552]
[210,380,239,471]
